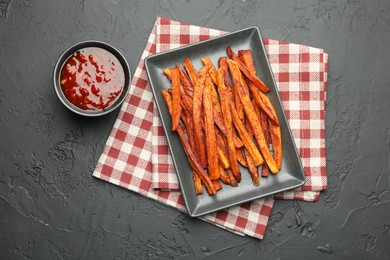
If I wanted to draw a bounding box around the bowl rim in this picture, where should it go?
[53,40,131,117]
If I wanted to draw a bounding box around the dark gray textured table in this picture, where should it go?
[1,0,390,259]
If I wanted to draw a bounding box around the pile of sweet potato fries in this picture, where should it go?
[161,46,282,195]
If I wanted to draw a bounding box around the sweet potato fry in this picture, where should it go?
[261,163,269,177]
[161,90,216,195]
[183,58,198,87]
[258,110,271,176]
[226,46,270,93]
[218,57,231,86]
[227,168,238,187]
[219,166,231,185]
[163,68,172,81]
[210,79,222,113]
[227,60,279,173]
[238,50,254,71]
[258,109,271,144]
[257,90,279,125]
[245,147,260,185]
[258,107,268,133]
[251,85,278,124]
[269,119,282,170]
[236,148,248,167]
[201,57,218,85]
[243,118,260,185]
[216,131,230,169]
[203,74,220,180]
[161,90,173,114]
[170,67,181,131]
[227,87,234,104]
[193,65,208,168]
[193,171,203,195]
[216,67,241,181]
[232,135,244,148]
[228,62,245,121]
[237,64,251,98]
[212,179,222,191]
[235,87,244,121]
[208,88,226,130]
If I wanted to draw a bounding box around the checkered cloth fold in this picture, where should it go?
[93,17,328,239]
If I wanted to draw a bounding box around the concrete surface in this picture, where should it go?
[1,0,390,259]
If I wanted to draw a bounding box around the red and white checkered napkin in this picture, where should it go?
[93,17,328,239]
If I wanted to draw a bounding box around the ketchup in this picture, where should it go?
[60,47,124,110]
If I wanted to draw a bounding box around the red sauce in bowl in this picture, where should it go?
[60,47,125,110]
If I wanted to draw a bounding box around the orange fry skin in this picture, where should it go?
[227,168,238,187]
[227,60,279,173]
[183,58,198,87]
[201,57,218,85]
[226,46,270,93]
[212,179,222,191]
[216,131,230,169]
[245,148,260,186]
[238,50,254,71]
[218,57,231,86]
[163,68,172,81]
[180,108,198,161]
[203,74,220,180]
[262,163,269,177]
[193,171,203,195]
[258,109,271,144]
[269,119,282,170]
[236,148,248,167]
[219,166,231,185]
[170,67,182,131]
[243,117,259,185]
[233,135,244,149]
[161,90,173,114]
[228,62,245,121]
[209,79,222,114]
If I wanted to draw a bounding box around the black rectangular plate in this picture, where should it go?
[145,27,305,217]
